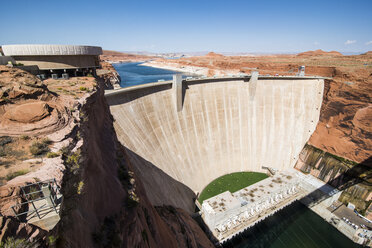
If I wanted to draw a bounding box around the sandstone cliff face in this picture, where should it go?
[98,62,121,89]
[0,216,47,246]
[295,144,371,214]
[0,66,73,137]
[308,70,372,163]
[54,77,213,248]
[0,67,212,247]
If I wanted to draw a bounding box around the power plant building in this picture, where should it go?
[0,44,102,78]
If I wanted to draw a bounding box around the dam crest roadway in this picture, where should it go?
[105,74,325,213]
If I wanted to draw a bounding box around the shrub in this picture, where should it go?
[79,86,87,91]
[118,166,129,186]
[47,235,58,245]
[0,147,26,159]
[67,150,81,172]
[127,191,139,208]
[20,135,30,140]
[0,147,7,157]
[59,146,69,156]
[46,152,59,158]
[79,111,88,122]
[6,169,29,181]
[0,136,12,146]
[29,138,52,156]
[0,97,11,104]
[0,237,37,248]
[77,181,84,194]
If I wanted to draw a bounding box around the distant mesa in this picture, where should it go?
[102,50,133,56]
[360,51,372,56]
[297,49,342,57]
[100,50,153,62]
[205,52,224,57]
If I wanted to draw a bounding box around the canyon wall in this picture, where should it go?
[295,144,371,214]
[106,77,324,212]
[55,78,213,248]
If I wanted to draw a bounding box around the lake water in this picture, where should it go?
[113,62,193,87]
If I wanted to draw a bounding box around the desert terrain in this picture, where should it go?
[100,50,154,63]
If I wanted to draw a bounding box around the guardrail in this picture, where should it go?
[9,179,62,221]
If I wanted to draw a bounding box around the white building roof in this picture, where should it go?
[203,191,241,213]
[2,44,102,56]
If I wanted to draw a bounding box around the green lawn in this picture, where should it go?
[198,172,268,204]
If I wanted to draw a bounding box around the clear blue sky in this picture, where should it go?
[1,0,371,53]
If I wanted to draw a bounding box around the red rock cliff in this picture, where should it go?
[54,77,213,248]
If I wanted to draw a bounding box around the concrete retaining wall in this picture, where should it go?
[106,77,324,212]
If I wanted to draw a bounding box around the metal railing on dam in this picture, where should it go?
[105,75,325,213]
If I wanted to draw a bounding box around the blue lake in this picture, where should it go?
[113,62,193,88]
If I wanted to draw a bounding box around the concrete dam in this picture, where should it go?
[106,76,324,212]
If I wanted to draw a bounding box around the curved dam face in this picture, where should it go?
[106,76,324,212]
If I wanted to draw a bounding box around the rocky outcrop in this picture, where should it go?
[0,185,25,217]
[0,63,213,247]
[0,66,72,137]
[0,66,51,103]
[295,144,371,213]
[156,206,214,248]
[308,72,372,163]
[97,62,121,89]
[4,102,51,123]
[0,216,47,246]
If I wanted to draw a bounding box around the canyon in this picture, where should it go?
[0,49,370,247]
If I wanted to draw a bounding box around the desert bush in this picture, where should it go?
[47,235,58,246]
[59,146,69,156]
[6,169,29,181]
[77,181,84,194]
[67,150,81,172]
[127,191,139,208]
[30,138,52,156]
[79,86,87,91]
[0,136,12,146]
[0,237,37,248]
[20,135,30,140]
[46,152,59,158]
[0,147,7,157]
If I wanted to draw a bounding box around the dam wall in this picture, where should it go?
[106,76,324,212]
